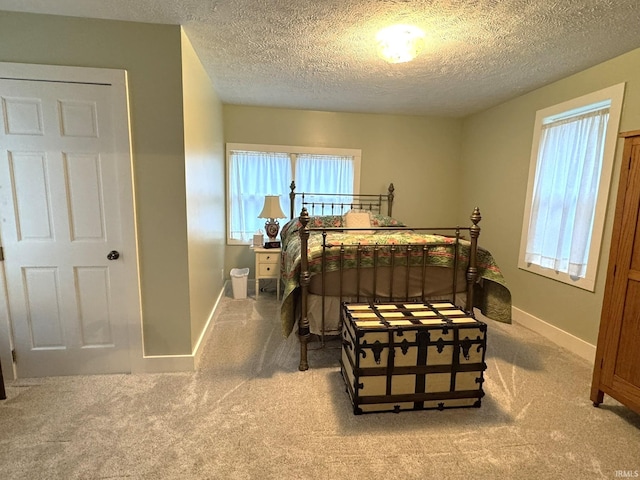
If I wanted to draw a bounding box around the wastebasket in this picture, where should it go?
[230,268,250,299]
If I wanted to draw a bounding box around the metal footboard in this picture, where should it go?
[296,207,482,371]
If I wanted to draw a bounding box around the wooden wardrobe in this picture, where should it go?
[591,130,640,415]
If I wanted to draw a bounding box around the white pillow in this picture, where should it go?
[344,210,373,234]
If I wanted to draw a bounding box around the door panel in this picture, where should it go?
[66,153,107,241]
[2,96,44,135]
[592,134,640,413]
[615,280,640,386]
[75,266,113,346]
[9,151,54,240]
[608,138,640,386]
[0,76,136,377]
[24,267,65,348]
[59,99,99,138]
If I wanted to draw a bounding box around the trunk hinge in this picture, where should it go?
[11,349,16,363]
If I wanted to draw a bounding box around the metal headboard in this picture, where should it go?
[288,181,395,219]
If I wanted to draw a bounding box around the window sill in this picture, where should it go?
[517,261,596,292]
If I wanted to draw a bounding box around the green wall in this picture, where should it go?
[223,105,463,274]
[460,47,640,345]
[0,11,193,356]
[181,29,226,348]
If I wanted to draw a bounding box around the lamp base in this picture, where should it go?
[264,241,281,249]
[264,219,280,242]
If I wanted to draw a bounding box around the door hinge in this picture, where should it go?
[11,349,16,363]
[0,246,4,261]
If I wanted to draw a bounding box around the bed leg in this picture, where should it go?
[466,207,481,314]
[298,332,310,371]
[298,208,312,371]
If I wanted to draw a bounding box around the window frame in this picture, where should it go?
[226,143,362,245]
[518,83,625,291]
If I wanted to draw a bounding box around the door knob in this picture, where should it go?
[107,250,120,260]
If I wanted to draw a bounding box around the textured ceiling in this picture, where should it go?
[2,0,640,117]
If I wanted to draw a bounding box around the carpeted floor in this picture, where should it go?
[1,284,639,480]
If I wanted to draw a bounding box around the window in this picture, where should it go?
[518,83,625,291]
[226,143,361,244]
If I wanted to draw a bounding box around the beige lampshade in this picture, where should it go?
[258,195,286,219]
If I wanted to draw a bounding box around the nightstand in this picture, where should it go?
[252,246,281,300]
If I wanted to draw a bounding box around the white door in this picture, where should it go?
[0,69,139,377]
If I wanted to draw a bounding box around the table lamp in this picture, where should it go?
[258,195,286,248]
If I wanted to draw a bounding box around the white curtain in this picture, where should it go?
[294,154,354,216]
[229,151,355,242]
[229,151,290,242]
[525,107,609,278]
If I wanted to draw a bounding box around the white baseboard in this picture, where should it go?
[512,306,596,365]
[131,284,226,374]
[132,354,196,374]
[192,283,226,369]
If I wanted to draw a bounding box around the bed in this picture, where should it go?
[280,183,511,371]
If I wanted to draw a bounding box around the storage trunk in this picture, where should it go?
[340,301,487,414]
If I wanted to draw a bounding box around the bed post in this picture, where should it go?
[289,181,296,219]
[387,183,395,217]
[466,207,482,314]
[298,207,311,371]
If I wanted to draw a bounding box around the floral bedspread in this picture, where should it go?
[279,214,512,337]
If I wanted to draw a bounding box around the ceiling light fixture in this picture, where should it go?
[376,24,425,64]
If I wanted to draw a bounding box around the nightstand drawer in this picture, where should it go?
[252,246,281,300]
[257,253,279,264]
[258,264,278,277]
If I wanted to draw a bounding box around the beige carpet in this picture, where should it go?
[1,285,639,480]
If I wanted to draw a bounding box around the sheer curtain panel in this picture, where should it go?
[525,108,610,278]
[294,154,354,216]
[229,151,289,242]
